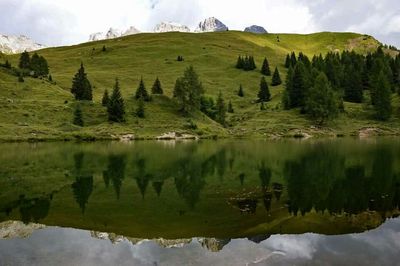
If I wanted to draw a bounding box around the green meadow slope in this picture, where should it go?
[1,31,399,141]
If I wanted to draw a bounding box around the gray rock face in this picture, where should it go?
[244,25,268,34]
[154,22,191,33]
[0,34,46,54]
[195,17,228,32]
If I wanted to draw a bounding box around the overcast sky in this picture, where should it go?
[0,0,399,47]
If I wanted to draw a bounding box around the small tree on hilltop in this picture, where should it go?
[238,84,244,97]
[305,72,339,125]
[19,51,30,69]
[261,57,271,76]
[271,67,282,86]
[151,77,163,94]
[102,89,110,107]
[258,76,271,102]
[71,63,92,101]
[107,79,125,122]
[135,77,150,101]
[73,104,84,127]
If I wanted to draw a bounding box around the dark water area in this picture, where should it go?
[0,138,400,265]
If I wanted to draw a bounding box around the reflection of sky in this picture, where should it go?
[1,218,400,266]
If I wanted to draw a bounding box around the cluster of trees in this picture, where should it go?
[283,48,400,123]
[19,51,49,77]
[236,55,256,71]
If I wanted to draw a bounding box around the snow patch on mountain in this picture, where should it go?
[89,26,140,41]
[154,22,190,33]
[0,34,46,54]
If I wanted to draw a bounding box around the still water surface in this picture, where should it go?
[0,139,399,265]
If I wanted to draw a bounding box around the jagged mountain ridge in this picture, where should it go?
[0,34,46,54]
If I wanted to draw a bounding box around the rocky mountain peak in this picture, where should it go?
[89,26,141,41]
[0,34,46,54]
[244,25,268,34]
[154,22,191,33]
[195,17,228,32]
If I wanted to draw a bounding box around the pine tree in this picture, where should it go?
[261,57,271,76]
[102,89,110,107]
[290,52,297,67]
[285,54,291,68]
[271,67,282,86]
[71,63,92,101]
[238,84,244,97]
[249,56,256,70]
[215,91,226,126]
[19,51,30,69]
[173,66,204,114]
[102,45,106,52]
[135,77,150,101]
[151,77,163,94]
[236,56,243,69]
[136,97,145,118]
[374,71,392,121]
[30,53,40,77]
[243,55,250,71]
[305,72,339,125]
[289,62,307,108]
[343,66,363,103]
[107,79,125,122]
[48,74,53,82]
[283,66,294,109]
[73,104,84,127]
[258,76,271,102]
[227,100,234,113]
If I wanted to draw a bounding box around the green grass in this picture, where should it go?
[1,31,399,141]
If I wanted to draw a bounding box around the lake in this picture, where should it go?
[0,138,400,265]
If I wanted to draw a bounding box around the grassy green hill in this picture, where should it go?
[1,31,399,141]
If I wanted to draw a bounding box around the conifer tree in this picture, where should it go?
[4,60,11,69]
[236,56,244,69]
[374,71,392,121]
[238,84,244,97]
[107,79,125,122]
[249,56,256,70]
[285,54,291,68]
[258,76,271,102]
[30,53,41,77]
[135,77,150,101]
[305,72,339,125]
[215,91,226,126]
[73,104,84,127]
[243,55,250,71]
[343,66,363,103]
[271,67,282,86]
[48,74,53,82]
[227,100,234,113]
[71,63,92,101]
[102,89,110,107]
[173,66,204,114]
[102,45,106,52]
[136,97,145,118]
[289,62,307,108]
[151,77,163,94]
[290,52,297,67]
[283,66,294,109]
[261,57,271,76]
[19,51,30,69]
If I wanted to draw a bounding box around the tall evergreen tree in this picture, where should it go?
[289,62,307,108]
[18,51,30,69]
[343,66,363,103]
[136,97,145,118]
[373,71,392,121]
[102,89,110,107]
[258,76,271,102]
[271,67,282,86]
[236,55,244,69]
[71,63,92,101]
[135,77,150,101]
[249,56,256,70]
[261,57,271,76]
[290,52,297,67]
[151,77,163,94]
[215,91,226,126]
[283,66,294,109]
[73,104,84,127]
[173,66,204,114]
[107,79,125,122]
[285,54,291,68]
[305,73,339,125]
[238,84,244,97]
